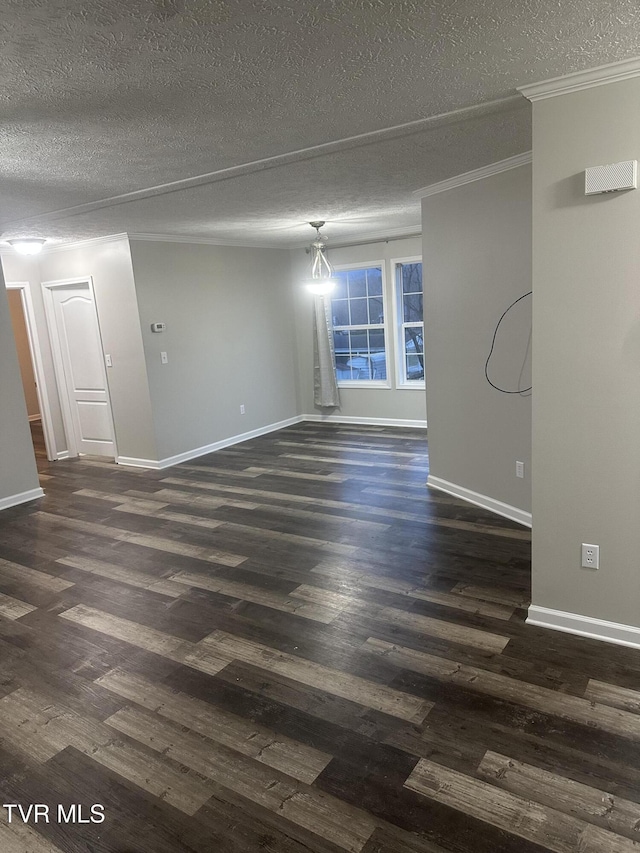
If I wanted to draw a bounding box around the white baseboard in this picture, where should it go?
[303,413,427,429]
[116,456,164,469]
[427,475,532,528]
[117,415,305,470]
[527,605,640,650]
[28,414,42,423]
[0,487,45,511]
[117,413,430,468]
[56,450,70,461]
[116,413,428,469]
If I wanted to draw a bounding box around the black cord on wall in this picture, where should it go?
[484,291,532,394]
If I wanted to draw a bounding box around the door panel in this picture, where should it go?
[76,400,113,443]
[58,296,106,392]
[50,284,115,457]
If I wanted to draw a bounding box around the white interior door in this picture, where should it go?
[48,282,115,457]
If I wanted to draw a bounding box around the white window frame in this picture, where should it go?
[331,260,390,389]
[392,256,425,390]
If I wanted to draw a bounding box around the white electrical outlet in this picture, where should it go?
[240,404,245,414]
[160,351,168,364]
[581,543,600,569]
[516,461,524,478]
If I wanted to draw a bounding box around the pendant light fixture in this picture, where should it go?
[303,221,338,294]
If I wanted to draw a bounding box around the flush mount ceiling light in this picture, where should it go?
[7,238,47,255]
[303,221,338,295]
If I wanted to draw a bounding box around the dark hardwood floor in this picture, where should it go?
[1,423,639,852]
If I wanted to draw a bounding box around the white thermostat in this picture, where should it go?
[150,322,166,333]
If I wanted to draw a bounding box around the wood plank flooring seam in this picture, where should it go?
[94,667,332,783]
[104,702,379,852]
[477,749,640,842]
[57,604,432,722]
[404,758,640,853]
[363,638,640,741]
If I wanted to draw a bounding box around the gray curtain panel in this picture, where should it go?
[313,294,340,408]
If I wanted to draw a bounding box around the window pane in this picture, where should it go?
[347,354,371,379]
[349,328,368,353]
[333,273,348,300]
[369,329,387,379]
[367,295,384,324]
[404,326,424,380]
[366,267,383,296]
[332,299,349,327]
[403,293,423,322]
[347,269,367,298]
[335,359,350,380]
[334,328,351,379]
[349,297,368,326]
[369,327,385,353]
[402,263,423,294]
[370,352,387,379]
[334,330,349,352]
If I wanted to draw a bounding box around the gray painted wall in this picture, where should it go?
[422,166,532,513]
[531,78,640,626]
[39,237,158,462]
[0,267,41,502]
[129,240,298,461]
[292,236,427,424]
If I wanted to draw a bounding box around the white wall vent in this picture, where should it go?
[585,160,637,195]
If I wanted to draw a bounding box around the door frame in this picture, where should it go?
[41,276,117,459]
[5,281,57,462]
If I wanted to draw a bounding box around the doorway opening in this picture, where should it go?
[5,282,56,466]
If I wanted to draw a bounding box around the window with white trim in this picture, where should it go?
[396,260,424,385]
[331,265,388,384]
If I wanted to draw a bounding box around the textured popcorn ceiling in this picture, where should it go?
[1,0,640,246]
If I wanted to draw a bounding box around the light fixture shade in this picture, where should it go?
[303,278,338,295]
[8,238,47,255]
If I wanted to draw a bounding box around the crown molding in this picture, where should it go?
[3,229,422,256]
[40,233,129,255]
[330,226,422,248]
[128,232,279,249]
[414,152,532,198]
[291,225,422,251]
[519,56,640,102]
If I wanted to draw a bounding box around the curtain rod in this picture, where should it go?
[327,231,422,251]
[298,231,421,253]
